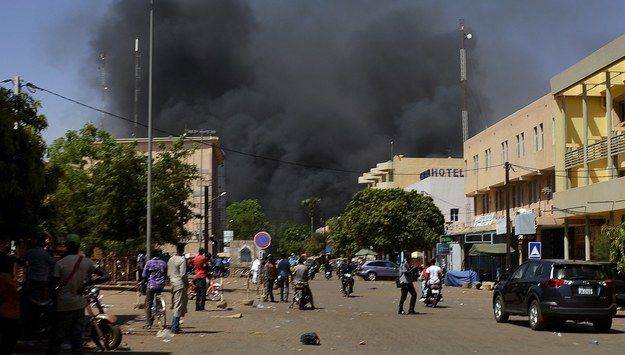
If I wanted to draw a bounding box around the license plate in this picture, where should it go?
[578,286,593,295]
[431,289,439,294]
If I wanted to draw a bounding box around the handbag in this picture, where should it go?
[395,272,403,288]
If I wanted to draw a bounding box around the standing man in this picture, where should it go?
[250,257,261,284]
[167,243,188,333]
[398,253,418,315]
[47,234,110,355]
[213,255,223,277]
[276,253,291,302]
[136,250,146,295]
[142,250,167,329]
[193,248,208,311]
[263,254,277,303]
[20,235,55,301]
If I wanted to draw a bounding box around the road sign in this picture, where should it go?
[528,242,541,259]
[254,231,272,250]
[436,243,450,255]
[440,236,453,243]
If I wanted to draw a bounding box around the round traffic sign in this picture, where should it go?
[254,231,271,249]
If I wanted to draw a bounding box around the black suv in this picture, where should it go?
[493,259,617,332]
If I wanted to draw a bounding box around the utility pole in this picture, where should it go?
[13,76,21,95]
[505,162,511,271]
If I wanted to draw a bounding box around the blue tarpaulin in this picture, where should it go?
[445,270,480,287]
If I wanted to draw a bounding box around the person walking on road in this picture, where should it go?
[193,248,208,311]
[167,243,188,333]
[251,257,261,284]
[276,253,291,302]
[142,250,167,328]
[398,253,418,315]
[47,234,110,354]
[263,254,277,303]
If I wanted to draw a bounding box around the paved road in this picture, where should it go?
[16,275,625,354]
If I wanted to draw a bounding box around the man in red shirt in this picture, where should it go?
[193,248,208,311]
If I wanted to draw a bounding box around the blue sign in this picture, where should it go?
[254,231,272,250]
[528,242,541,259]
[436,243,450,255]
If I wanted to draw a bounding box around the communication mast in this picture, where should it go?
[99,52,107,131]
[459,19,472,143]
[133,39,142,137]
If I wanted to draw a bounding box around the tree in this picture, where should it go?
[46,123,197,255]
[602,223,625,274]
[333,188,444,256]
[273,223,309,256]
[301,197,320,236]
[0,87,53,241]
[226,199,268,240]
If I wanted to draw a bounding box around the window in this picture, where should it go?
[533,125,544,151]
[450,208,459,222]
[482,194,490,213]
[516,133,525,158]
[501,141,508,163]
[485,149,491,170]
[240,247,252,262]
[473,155,479,175]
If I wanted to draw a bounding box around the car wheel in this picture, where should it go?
[528,300,546,330]
[366,272,377,281]
[493,295,509,323]
[593,318,612,333]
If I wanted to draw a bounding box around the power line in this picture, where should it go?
[25,82,363,175]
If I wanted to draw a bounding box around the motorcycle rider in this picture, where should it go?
[421,259,443,302]
[338,259,355,292]
[292,257,315,309]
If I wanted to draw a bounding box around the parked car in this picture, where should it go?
[492,259,617,332]
[597,261,625,308]
[355,260,399,281]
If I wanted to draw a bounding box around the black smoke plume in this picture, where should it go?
[91,0,489,223]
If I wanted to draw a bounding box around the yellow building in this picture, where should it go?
[462,94,560,270]
[117,135,225,255]
[551,33,625,261]
[358,155,464,189]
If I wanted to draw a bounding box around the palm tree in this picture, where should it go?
[301,197,320,236]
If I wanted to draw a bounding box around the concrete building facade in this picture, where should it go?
[551,33,625,261]
[459,94,561,274]
[117,136,225,255]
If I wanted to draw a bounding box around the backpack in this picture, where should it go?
[300,332,321,345]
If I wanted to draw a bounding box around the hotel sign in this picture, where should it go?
[420,168,464,180]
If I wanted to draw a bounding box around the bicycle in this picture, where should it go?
[149,292,167,330]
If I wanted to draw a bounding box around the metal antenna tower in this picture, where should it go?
[99,52,107,131]
[459,19,472,143]
[133,39,142,138]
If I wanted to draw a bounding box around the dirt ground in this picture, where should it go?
[14,275,625,354]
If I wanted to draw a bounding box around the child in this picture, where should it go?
[0,252,20,354]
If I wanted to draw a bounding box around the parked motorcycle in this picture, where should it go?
[423,281,443,308]
[341,273,354,297]
[84,287,122,351]
[291,282,313,310]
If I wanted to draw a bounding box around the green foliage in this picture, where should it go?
[273,223,309,255]
[602,223,625,274]
[226,199,268,240]
[0,88,51,241]
[301,197,320,235]
[332,188,444,257]
[46,124,197,255]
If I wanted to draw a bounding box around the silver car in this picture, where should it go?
[356,260,399,281]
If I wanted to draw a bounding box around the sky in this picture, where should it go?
[4,0,625,223]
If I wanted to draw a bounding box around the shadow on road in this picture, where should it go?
[507,319,625,334]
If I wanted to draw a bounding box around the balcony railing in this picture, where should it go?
[565,133,625,169]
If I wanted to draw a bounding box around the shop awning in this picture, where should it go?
[469,243,516,256]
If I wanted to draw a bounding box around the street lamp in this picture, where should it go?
[204,191,227,254]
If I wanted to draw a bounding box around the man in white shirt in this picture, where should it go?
[251,257,261,284]
[420,259,442,301]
